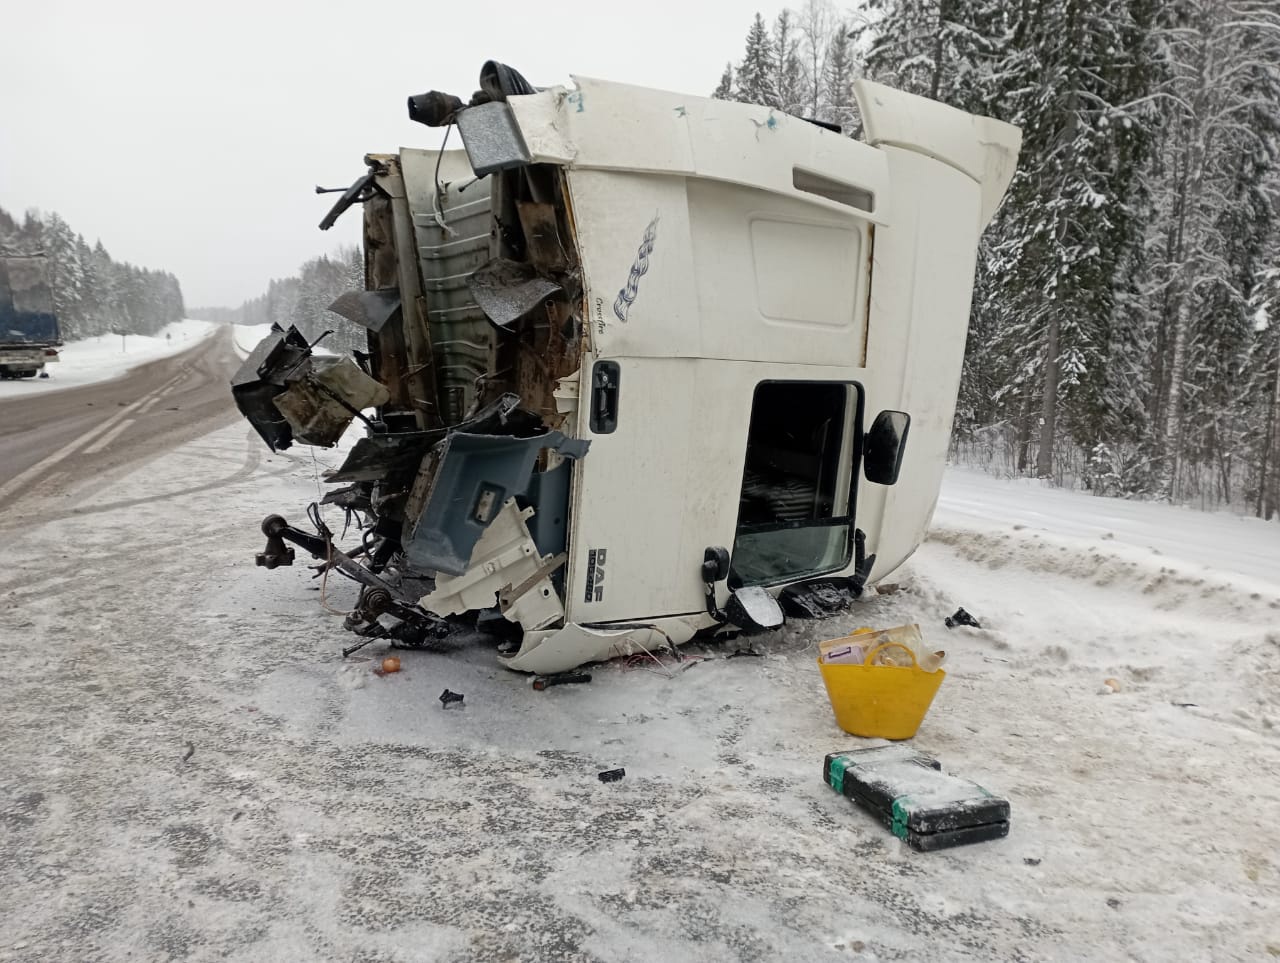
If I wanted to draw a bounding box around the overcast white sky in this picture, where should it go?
[1,0,786,308]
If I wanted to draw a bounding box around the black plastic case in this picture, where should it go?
[823,745,1010,851]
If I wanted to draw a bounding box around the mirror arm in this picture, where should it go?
[701,546,730,623]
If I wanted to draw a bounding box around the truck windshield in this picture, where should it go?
[731,381,856,586]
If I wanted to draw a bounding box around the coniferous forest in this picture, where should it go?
[190,246,365,356]
[0,205,185,340]
[717,1,1280,517]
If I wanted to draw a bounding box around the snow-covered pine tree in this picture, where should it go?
[774,9,808,115]
[797,0,836,119]
[822,21,858,129]
[736,14,779,108]
[42,212,88,339]
[712,63,734,100]
[1145,0,1280,500]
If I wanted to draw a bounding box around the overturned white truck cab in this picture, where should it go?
[232,62,1020,674]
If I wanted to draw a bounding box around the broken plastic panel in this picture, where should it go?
[406,429,590,576]
[724,585,786,634]
[419,499,564,631]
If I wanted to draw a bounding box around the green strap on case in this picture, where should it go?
[828,754,850,794]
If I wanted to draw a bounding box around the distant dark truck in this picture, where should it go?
[0,253,61,379]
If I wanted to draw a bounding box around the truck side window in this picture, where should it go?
[731,381,855,586]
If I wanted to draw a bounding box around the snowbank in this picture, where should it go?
[938,465,1280,592]
[0,319,220,399]
[231,323,339,361]
[231,323,275,360]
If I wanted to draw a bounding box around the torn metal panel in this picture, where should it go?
[404,159,495,425]
[360,188,416,417]
[272,356,390,448]
[516,201,572,274]
[405,428,590,576]
[419,499,563,630]
[324,431,441,484]
[373,155,441,431]
[230,325,314,451]
[456,392,545,436]
[320,484,373,514]
[327,288,401,333]
[467,258,563,329]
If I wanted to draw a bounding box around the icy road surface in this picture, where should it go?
[0,326,241,507]
[1,424,1278,961]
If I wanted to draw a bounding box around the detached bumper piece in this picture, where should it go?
[823,746,1010,851]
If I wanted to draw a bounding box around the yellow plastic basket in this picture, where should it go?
[818,641,946,740]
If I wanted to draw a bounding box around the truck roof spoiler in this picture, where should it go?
[853,79,1022,228]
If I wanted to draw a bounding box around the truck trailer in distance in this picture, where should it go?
[232,62,1022,674]
[0,254,61,379]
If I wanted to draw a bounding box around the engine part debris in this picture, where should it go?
[779,579,860,619]
[944,607,982,629]
[181,741,195,763]
[256,514,296,569]
[439,689,465,708]
[532,672,592,690]
[597,768,625,783]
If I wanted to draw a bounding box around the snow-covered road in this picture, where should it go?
[1,428,1277,961]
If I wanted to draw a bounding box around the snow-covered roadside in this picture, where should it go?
[0,319,220,399]
[231,323,338,361]
[1,431,1277,961]
[938,465,1280,590]
[230,323,274,360]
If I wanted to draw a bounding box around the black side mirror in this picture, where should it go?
[702,546,730,583]
[864,410,910,485]
[724,586,785,634]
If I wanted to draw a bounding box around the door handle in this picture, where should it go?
[590,360,620,434]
